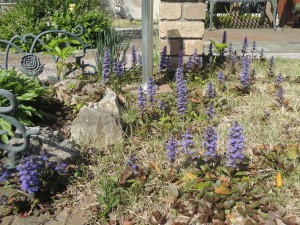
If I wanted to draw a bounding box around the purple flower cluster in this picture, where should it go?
[192,49,203,69]
[137,86,147,114]
[181,131,194,155]
[113,59,124,78]
[178,50,184,69]
[269,56,275,72]
[203,126,218,161]
[275,87,284,105]
[206,81,215,98]
[132,46,137,69]
[159,46,170,72]
[275,73,283,86]
[186,56,193,70]
[222,31,227,44]
[241,36,248,55]
[102,50,110,84]
[126,155,138,171]
[251,68,256,82]
[138,54,142,65]
[147,78,157,106]
[166,136,178,164]
[16,155,66,194]
[206,104,215,121]
[218,71,225,85]
[175,52,188,115]
[228,43,233,55]
[240,56,251,87]
[227,122,245,168]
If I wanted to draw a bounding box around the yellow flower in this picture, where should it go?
[69,3,76,13]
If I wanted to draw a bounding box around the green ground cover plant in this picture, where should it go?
[0,0,111,51]
[0,31,300,224]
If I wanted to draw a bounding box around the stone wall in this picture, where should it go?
[159,0,206,58]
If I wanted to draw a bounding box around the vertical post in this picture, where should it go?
[142,0,153,89]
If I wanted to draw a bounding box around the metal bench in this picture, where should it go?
[207,0,278,30]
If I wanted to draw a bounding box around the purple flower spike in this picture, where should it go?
[137,86,147,114]
[159,46,170,72]
[227,122,245,168]
[252,41,256,53]
[102,50,110,84]
[206,81,215,98]
[240,56,250,87]
[132,46,137,69]
[206,104,215,120]
[228,43,233,55]
[275,73,283,86]
[178,50,184,69]
[242,37,248,55]
[147,78,157,106]
[181,131,194,155]
[186,56,193,70]
[269,56,275,71]
[203,126,218,161]
[166,136,178,164]
[218,71,225,85]
[276,87,284,105]
[175,64,188,115]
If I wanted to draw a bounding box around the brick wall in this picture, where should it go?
[159,0,206,58]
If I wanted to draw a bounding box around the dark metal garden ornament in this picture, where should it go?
[0,26,97,78]
[0,89,40,169]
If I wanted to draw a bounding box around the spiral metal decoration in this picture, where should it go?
[0,89,40,169]
[20,54,44,77]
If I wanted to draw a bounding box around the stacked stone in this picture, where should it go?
[159,0,206,60]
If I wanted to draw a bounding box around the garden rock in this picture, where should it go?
[53,79,104,106]
[71,88,123,149]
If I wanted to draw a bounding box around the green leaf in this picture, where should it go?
[193,181,211,190]
[17,91,39,101]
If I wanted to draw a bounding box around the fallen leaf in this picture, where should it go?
[190,98,201,103]
[160,197,175,204]
[182,172,197,181]
[121,221,133,225]
[275,172,283,188]
[215,186,231,195]
[149,162,161,173]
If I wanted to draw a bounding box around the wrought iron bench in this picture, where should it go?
[207,0,278,30]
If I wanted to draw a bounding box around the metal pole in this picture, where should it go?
[142,0,153,89]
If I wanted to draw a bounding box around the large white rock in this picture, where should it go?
[71,88,123,148]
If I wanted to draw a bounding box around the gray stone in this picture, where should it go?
[71,106,123,148]
[93,88,121,115]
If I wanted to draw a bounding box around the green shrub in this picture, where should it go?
[0,0,111,51]
[0,69,50,140]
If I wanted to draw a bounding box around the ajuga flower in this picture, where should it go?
[178,50,184,69]
[137,86,147,114]
[132,46,137,69]
[147,78,157,106]
[206,81,215,98]
[227,122,245,168]
[241,36,248,55]
[218,71,225,85]
[276,87,284,105]
[159,46,170,72]
[252,41,256,53]
[275,73,283,86]
[186,56,193,70]
[240,56,250,87]
[228,43,233,55]
[206,104,215,120]
[203,126,218,161]
[181,131,194,155]
[269,56,275,71]
[126,155,138,171]
[102,50,110,83]
[175,58,188,115]
[192,49,203,69]
[166,136,178,164]
[113,59,124,78]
